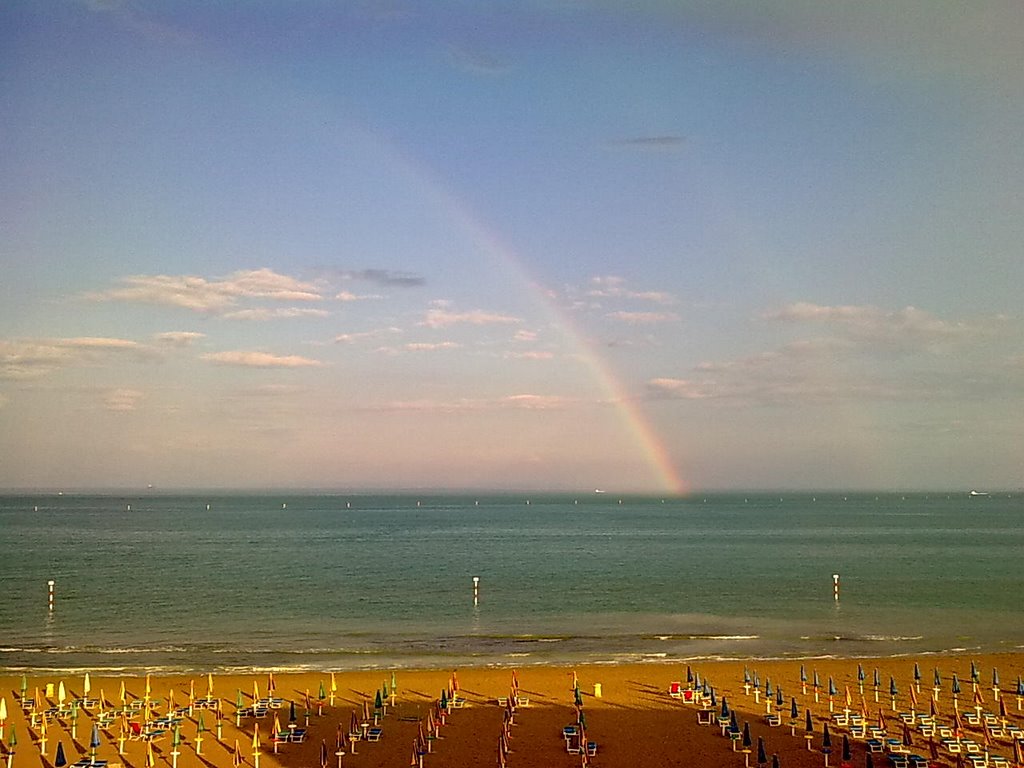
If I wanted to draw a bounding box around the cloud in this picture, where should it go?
[504,350,555,360]
[223,307,331,321]
[764,302,998,350]
[335,291,383,302]
[201,350,324,368]
[154,331,206,347]
[400,342,461,352]
[421,308,521,328]
[585,276,676,305]
[87,268,324,313]
[610,136,686,150]
[334,327,401,344]
[606,311,680,325]
[449,44,512,75]
[104,388,144,412]
[374,393,572,413]
[1,337,156,379]
[338,268,425,287]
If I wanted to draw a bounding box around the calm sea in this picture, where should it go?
[0,492,1021,674]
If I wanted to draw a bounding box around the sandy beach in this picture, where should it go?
[3,653,1024,768]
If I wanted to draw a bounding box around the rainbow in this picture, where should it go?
[358,130,688,495]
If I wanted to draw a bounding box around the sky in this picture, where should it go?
[2,1,1023,493]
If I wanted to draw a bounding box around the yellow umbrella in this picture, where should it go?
[118,680,126,705]
[252,681,260,704]
[146,740,155,768]
[58,681,66,705]
[207,673,215,698]
[84,673,91,697]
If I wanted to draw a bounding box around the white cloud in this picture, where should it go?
[375,393,572,413]
[421,308,521,328]
[764,302,998,350]
[201,350,324,368]
[223,307,330,321]
[504,350,555,360]
[154,331,206,347]
[606,311,680,325]
[335,291,383,302]
[0,337,155,379]
[87,268,324,313]
[104,388,144,412]
[400,342,461,352]
[585,276,675,305]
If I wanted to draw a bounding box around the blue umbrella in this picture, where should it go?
[776,687,784,709]
[1016,676,1023,697]
[813,670,820,689]
[828,678,837,697]
[90,723,101,763]
[721,697,729,719]
[914,663,921,685]
[890,677,898,698]
[730,711,739,737]
[765,678,772,699]
[55,741,68,768]
[934,669,941,688]
[757,736,767,766]
[822,723,832,752]
[873,669,880,688]
[952,674,961,695]
[970,661,979,683]
[993,668,1000,688]
[744,667,750,685]
[857,664,865,683]
[742,722,752,750]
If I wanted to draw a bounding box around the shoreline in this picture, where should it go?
[4,651,1023,768]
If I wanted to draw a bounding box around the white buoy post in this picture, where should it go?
[833,574,840,601]
[473,577,480,606]
[48,580,55,612]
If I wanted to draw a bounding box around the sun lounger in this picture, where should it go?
[963,740,981,754]
[907,755,927,768]
[869,727,887,739]
[367,728,382,742]
[833,713,850,726]
[964,712,981,726]
[965,757,987,768]
[586,742,597,756]
[850,724,866,738]
[887,754,908,768]
[918,724,936,737]
[668,682,684,699]
[991,756,1009,768]
[697,709,715,725]
[764,713,781,727]
[941,739,961,754]
[497,696,508,706]
[886,739,908,754]
[515,695,529,707]
[866,739,884,753]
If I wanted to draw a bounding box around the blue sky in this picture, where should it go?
[2,1,1022,492]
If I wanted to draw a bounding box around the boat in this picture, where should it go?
[969,490,989,496]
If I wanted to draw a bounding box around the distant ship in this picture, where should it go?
[969,490,989,496]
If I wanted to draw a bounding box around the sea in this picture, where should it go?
[1,491,1021,675]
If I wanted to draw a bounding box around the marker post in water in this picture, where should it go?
[833,574,840,601]
[48,580,55,612]
[473,577,480,606]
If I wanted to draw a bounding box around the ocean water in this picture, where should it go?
[0,491,1021,674]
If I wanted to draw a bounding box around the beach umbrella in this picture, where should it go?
[319,739,328,768]
[375,690,383,712]
[857,665,865,694]
[1013,738,1024,766]
[1017,676,1024,710]
[90,722,101,763]
[58,681,66,706]
[952,674,961,704]
[890,677,898,710]
[866,752,873,768]
[789,697,799,732]
[693,666,698,684]
[842,735,851,763]
[20,675,27,701]
[914,663,921,691]
[772,754,780,768]
[232,740,242,768]
[318,682,326,714]
[147,741,156,768]
[970,661,979,685]
[742,722,752,750]
[710,687,717,708]
[722,697,730,719]
[822,723,832,749]
[55,741,67,768]
[993,668,1001,698]
[757,736,768,767]
[902,721,913,748]
[289,700,297,725]
[801,665,807,694]
[776,686,784,710]
[391,671,397,704]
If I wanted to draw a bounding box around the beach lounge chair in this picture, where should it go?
[289,729,306,743]
[990,756,1009,768]
[515,695,529,707]
[367,728,382,742]
[887,754,908,768]
[963,740,981,754]
[850,724,867,738]
[866,739,884,753]
[668,682,684,699]
[587,742,597,756]
[497,696,508,707]
[965,757,987,768]
[907,755,927,768]
[697,709,715,725]
[941,739,961,754]
[764,713,781,727]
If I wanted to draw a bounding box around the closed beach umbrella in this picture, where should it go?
[873,669,880,690]
[805,709,813,734]
[842,735,851,763]
[90,723,101,763]
[857,665,865,688]
[914,663,921,687]
[934,669,941,688]
[232,740,242,768]
[722,697,730,719]
[866,753,873,768]
[952,675,961,695]
[289,700,297,725]
[742,722,752,750]
[902,722,913,748]
[823,723,832,751]
[776,687,784,709]
[319,740,328,768]
[829,678,837,697]
[55,741,67,768]
[374,690,382,711]
[970,661,979,684]
[757,736,767,766]
[993,668,1000,691]
[772,754,780,768]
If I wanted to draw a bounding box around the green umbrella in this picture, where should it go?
[374,690,382,710]
[318,682,326,702]
[197,713,207,733]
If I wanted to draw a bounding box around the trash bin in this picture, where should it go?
[594,683,602,698]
